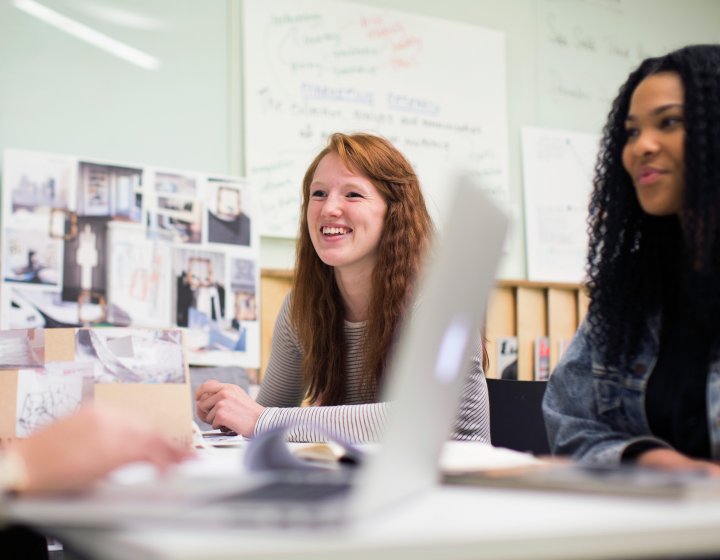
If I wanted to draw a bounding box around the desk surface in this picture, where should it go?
[14,444,720,560]
[51,481,720,560]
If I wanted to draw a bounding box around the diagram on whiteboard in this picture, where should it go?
[244,0,510,238]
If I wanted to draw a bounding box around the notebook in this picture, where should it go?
[8,176,508,528]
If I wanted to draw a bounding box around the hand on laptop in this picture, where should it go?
[4,405,193,495]
[195,380,265,437]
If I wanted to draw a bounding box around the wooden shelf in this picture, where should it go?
[486,282,587,380]
[260,270,586,381]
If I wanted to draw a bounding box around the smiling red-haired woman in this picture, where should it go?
[196,132,490,443]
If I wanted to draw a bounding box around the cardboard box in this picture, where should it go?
[0,327,193,447]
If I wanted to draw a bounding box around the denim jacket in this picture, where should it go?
[542,314,720,465]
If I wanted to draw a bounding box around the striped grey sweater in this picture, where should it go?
[255,294,490,443]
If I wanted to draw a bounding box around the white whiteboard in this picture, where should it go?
[536,0,694,133]
[522,127,599,283]
[244,0,509,238]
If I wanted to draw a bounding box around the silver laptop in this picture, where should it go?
[8,177,508,528]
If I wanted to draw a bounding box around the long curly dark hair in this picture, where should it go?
[292,133,434,405]
[587,45,720,365]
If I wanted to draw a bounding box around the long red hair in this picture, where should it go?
[291,133,433,405]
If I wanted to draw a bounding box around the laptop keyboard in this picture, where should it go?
[220,481,352,503]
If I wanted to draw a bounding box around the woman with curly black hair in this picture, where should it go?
[543,44,720,473]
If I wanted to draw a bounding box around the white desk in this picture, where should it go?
[39,482,720,560]
[11,444,720,560]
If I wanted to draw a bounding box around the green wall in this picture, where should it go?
[2,0,719,275]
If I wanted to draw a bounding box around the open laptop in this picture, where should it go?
[8,176,508,528]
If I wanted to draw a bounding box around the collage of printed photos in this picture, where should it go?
[0,149,261,367]
[0,327,187,438]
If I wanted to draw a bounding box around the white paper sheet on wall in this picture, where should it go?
[521,126,599,284]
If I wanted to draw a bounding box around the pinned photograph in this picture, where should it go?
[62,216,109,305]
[74,328,186,384]
[154,171,198,196]
[3,229,62,286]
[0,328,45,368]
[5,287,56,329]
[206,177,253,247]
[146,170,202,243]
[151,195,202,244]
[229,257,258,353]
[4,149,73,222]
[77,161,143,222]
[173,248,227,329]
[107,222,172,327]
